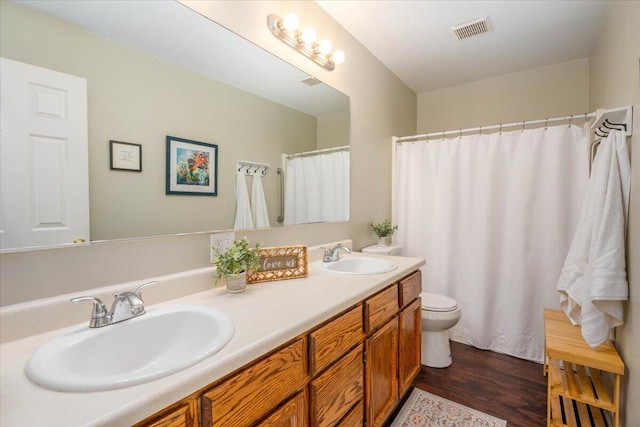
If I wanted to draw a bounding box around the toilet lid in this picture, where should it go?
[420,292,458,312]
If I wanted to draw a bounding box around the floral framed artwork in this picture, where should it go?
[110,140,142,172]
[166,136,218,196]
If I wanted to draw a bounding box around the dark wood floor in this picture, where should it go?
[388,341,548,426]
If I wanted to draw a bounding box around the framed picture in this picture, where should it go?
[247,245,308,284]
[110,140,142,172]
[166,136,218,196]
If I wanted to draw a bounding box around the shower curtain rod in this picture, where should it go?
[284,145,349,160]
[393,107,631,144]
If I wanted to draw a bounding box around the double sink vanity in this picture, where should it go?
[0,245,425,426]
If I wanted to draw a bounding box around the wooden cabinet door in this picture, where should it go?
[134,400,197,427]
[398,298,421,397]
[257,391,307,427]
[310,344,364,427]
[365,317,398,427]
[201,338,307,427]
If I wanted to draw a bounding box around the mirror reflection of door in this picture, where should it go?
[0,58,89,250]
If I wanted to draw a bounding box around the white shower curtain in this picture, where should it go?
[284,151,350,225]
[393,124,590,362]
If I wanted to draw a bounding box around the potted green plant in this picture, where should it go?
[370,220,398,246]
[212,237,262,293]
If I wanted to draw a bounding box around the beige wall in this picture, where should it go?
[417,58,590,132]
[0,1,318,241]
[318,109,350,150]
[589,2,640,426]
[0,0,416,305]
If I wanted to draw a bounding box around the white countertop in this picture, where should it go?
[0,252,424,427]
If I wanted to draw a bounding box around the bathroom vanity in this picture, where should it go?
[0,251,424,427]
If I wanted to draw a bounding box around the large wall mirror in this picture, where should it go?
[0,0,350,252]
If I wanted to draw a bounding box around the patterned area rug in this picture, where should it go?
[390,388,507,427]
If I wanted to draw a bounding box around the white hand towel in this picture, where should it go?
[557,130,630,347]
[233,172,254,230]
[251,173,270,228]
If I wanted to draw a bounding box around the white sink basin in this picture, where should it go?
[315,256,398,275]
[25,305,234,392]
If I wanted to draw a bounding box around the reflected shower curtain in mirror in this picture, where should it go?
[284,151,350,225]
[393,124,590,362]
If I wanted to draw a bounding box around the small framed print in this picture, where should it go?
[247,245,308,284]
[166,136,218,196]
[110,140,142,172]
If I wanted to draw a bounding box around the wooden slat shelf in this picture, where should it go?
[544,309,624,427]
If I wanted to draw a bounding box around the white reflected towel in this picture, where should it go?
[251,173,270,228]
[557,130,630,347]
[233,172,254,230]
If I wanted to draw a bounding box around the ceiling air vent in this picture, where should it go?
[301,75,322,86]
[451,17,491,41]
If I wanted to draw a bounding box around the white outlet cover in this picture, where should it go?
[210,232,235,262]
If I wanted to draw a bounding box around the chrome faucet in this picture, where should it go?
[71,281,157,328]
[321,243,352,263]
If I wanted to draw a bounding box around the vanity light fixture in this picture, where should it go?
[267,13,345,71]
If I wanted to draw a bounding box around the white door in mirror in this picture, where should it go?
[0,58,90,250]
[25,305,234,392]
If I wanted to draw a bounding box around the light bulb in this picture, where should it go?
[332,49,345,64]
[282,13,299,32]
[318,39,332,55]
[301,27,317,44]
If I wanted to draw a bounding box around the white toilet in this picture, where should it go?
[420,292,462,368]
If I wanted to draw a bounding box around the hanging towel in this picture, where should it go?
[557,130,630,347]
[251,172,270,228]
[233,172,254,230]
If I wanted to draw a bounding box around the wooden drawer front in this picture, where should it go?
[310,344,364,427]
[256,391,307,427]
[336,401,363,427]
[399,271,422,308]
[309,304,364,375]
[201,338,307,427]
[135,400,197,427]
[365,285,399,333]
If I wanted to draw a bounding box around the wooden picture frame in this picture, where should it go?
[247,245,308,284]
[166,135,218,196]
[110,140,142,172]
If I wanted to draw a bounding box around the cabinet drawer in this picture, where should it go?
[256,391,307,427]
[364,285,399,333]
[337,401,363,427]
[399,271,421,308]
[309,304,363,375]
[201,338,307,427]
[310,344,364,427]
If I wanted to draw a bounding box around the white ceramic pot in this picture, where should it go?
[226,272,247,293]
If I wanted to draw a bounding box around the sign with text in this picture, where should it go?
[247,245,308,284]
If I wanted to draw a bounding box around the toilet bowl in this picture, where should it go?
[420,292,462,368]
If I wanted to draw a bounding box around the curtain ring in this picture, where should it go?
[459,129,462,139]
[499,124,502,135]
[545,118,548,130]
[522,121,525,133]
[479,125,482,136]
[569,115,573,128]
[442,130,445,141]
[584,113,588,124]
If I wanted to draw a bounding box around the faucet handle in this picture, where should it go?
[71,296,108,327]
[134,281,158,299]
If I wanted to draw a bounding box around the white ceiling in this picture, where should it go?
[317,0,610,93]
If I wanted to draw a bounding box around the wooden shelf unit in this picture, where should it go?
[544,309,624,427]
